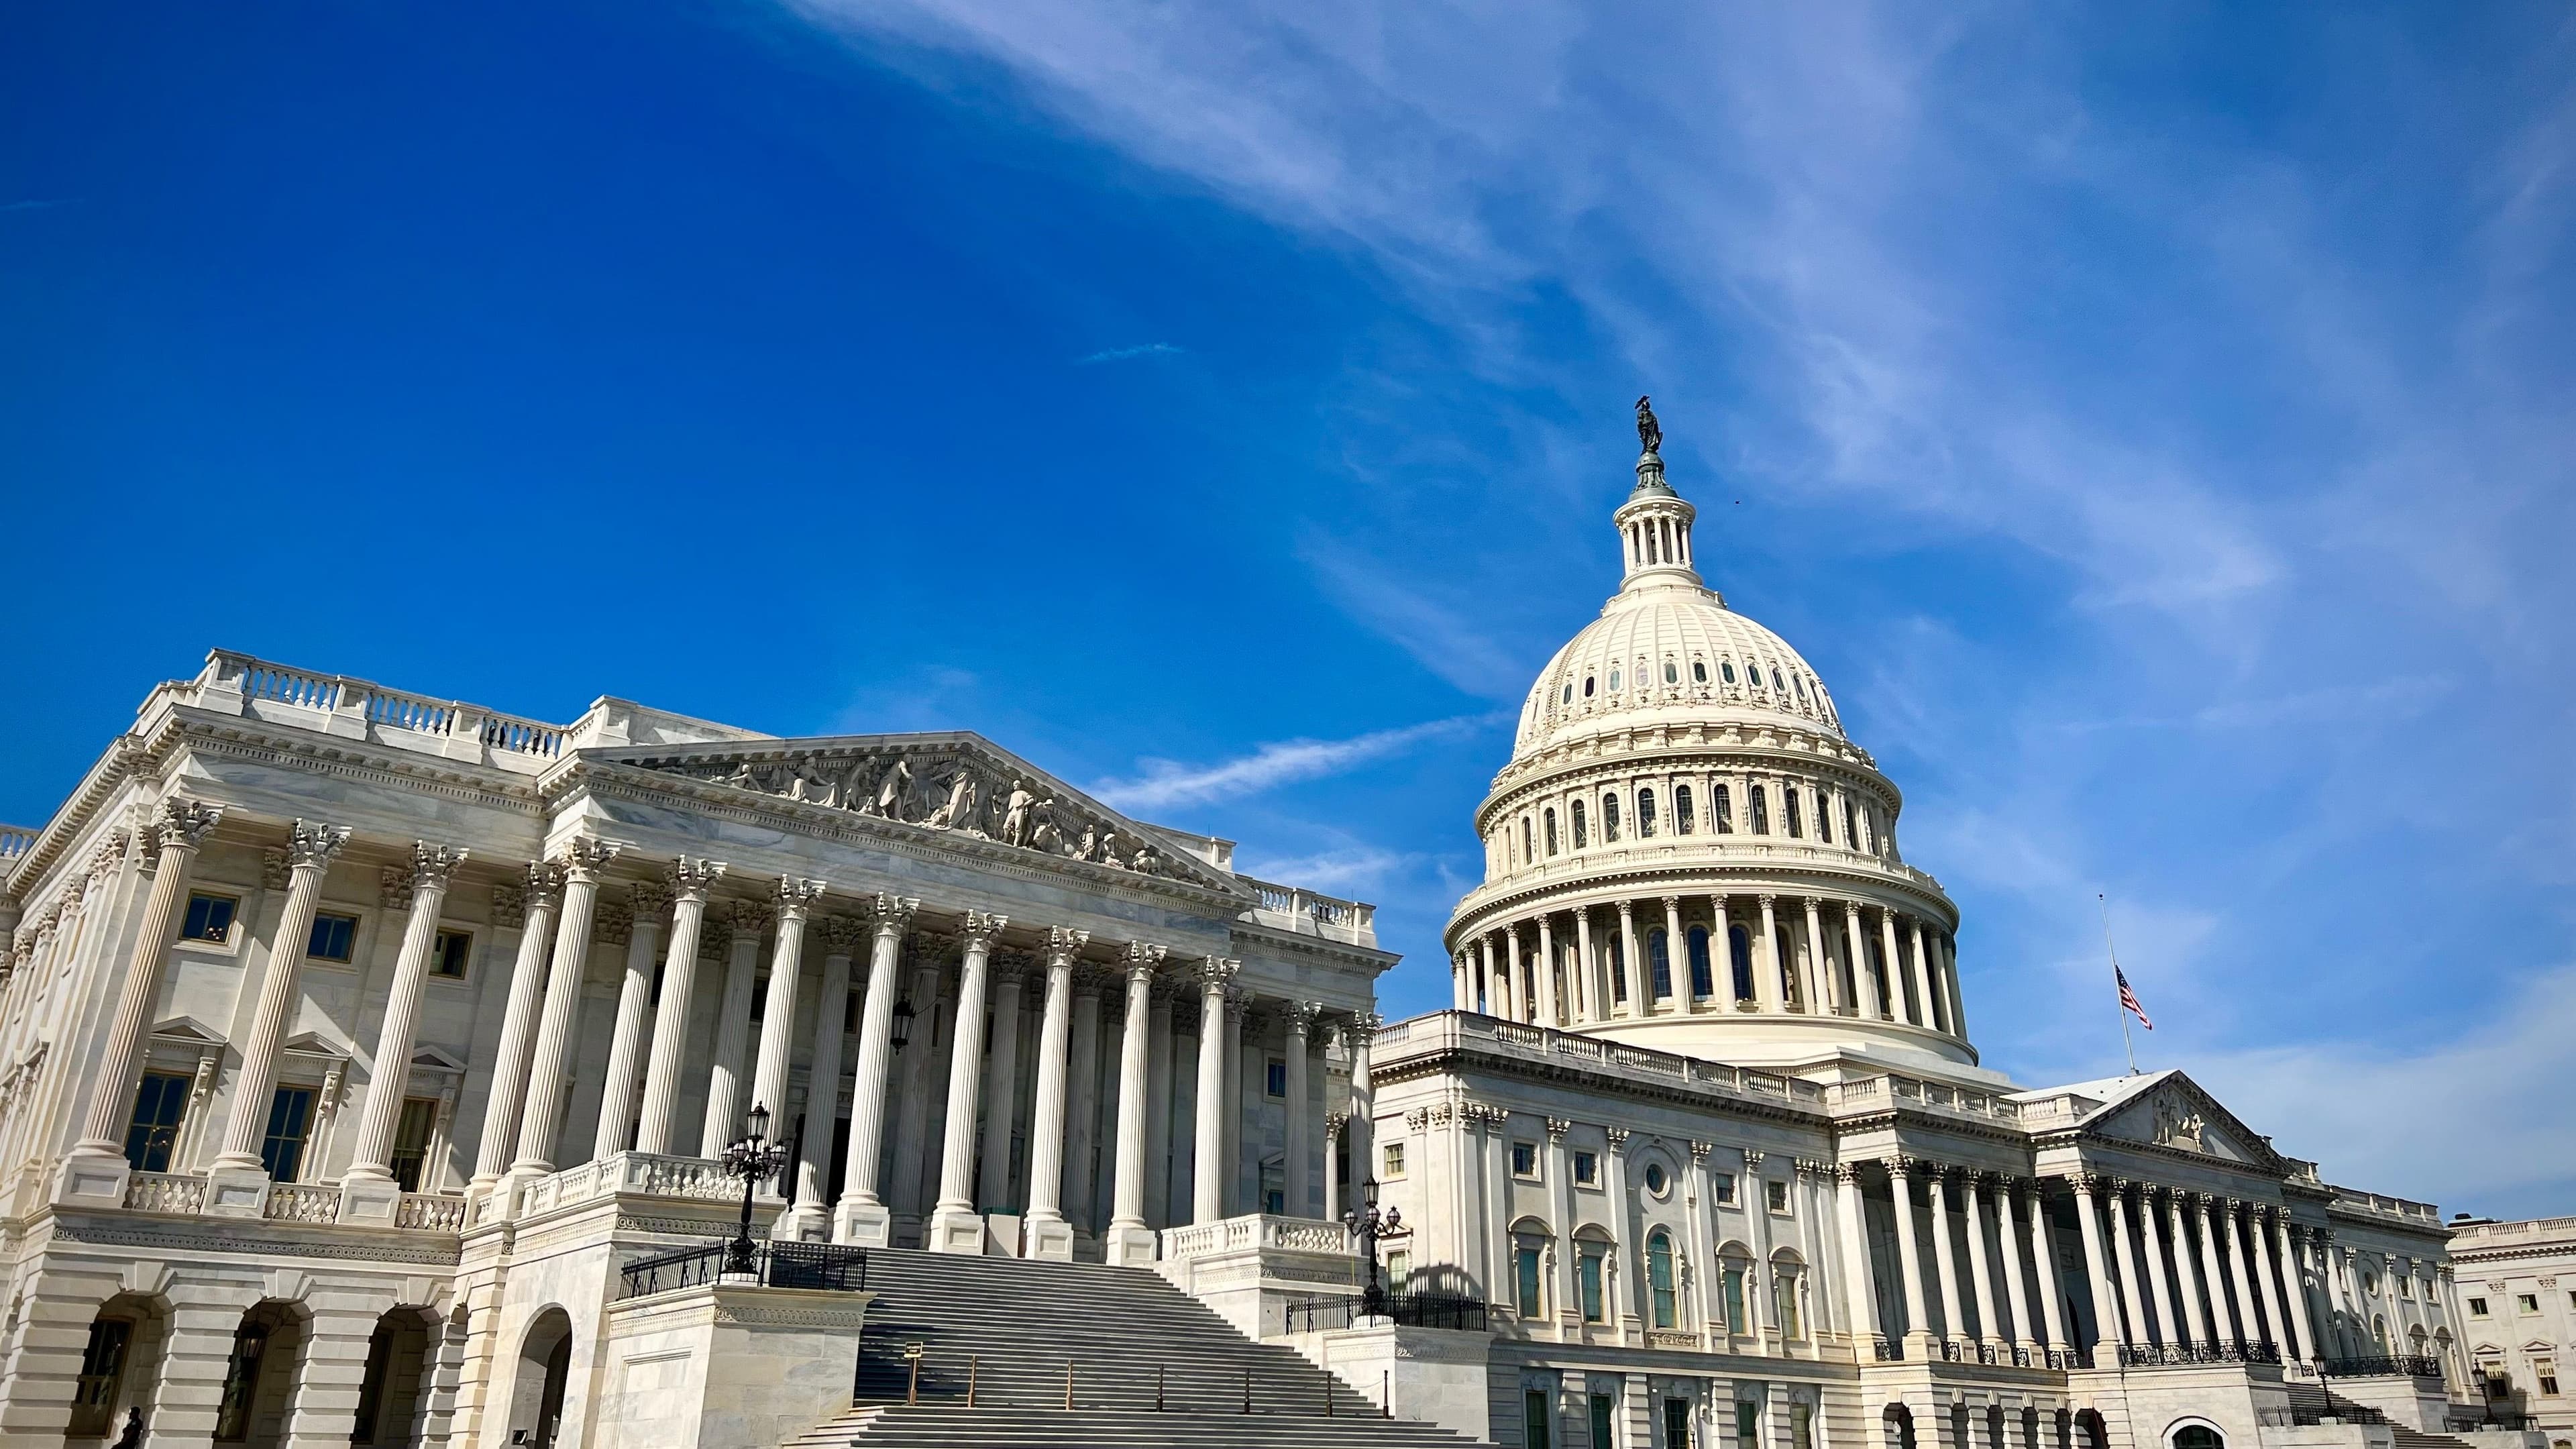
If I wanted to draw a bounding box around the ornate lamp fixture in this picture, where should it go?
[720,1103,792,1276]
[1343,1177,1403,1318]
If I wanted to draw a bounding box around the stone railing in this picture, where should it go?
[1159,1212,1352,1263]
[123,1171,207,1215]
[2329,1187,2444,1225]
[182,650,569,773]
[1836,1073,2023,1124]
[1236,875,1378,943]
[2450,1215,2576,1248]
[394,1193,469,1232]
[1370,1012,1828,1109]
[511,1150,743,1222]
[266,1183,340,1224]
[0,824,35,867]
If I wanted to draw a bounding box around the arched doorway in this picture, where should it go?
[1882,1402,1917,1449]
[215,1302,308,1449]
[510,1308,574,1449]
[2074,1409,2109,1449]
[69,1293,170,1442]
[351,1308,439,1446]
[2170,1421,2225,1449]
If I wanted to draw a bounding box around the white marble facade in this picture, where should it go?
[0,654,1389,1448]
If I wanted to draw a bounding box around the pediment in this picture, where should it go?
[281,1030,348,1060]
[148,1015,227,1046]
[411,1045,468,1073]
[585,731,1243,894]
[2084,1071,2277,1169]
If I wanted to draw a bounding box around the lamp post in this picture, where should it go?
[1344,1177,1402,1318]
[721,1102,792,1277]
[892,998,916,1053]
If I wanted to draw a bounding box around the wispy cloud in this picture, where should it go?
[1093,714,1490,811]
[1076,341,1185,364]
[1297,534,1534,699]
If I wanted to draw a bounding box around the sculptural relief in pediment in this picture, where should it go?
[2094,1080,2259,1165]
[643,743,1184,880]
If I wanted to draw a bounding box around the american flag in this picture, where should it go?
[2116,965,2153,1031]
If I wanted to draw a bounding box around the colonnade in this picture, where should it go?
[1492,767,1892,879]
[1451,895,1963,1036]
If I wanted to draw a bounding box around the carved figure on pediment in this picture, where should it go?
[1000,779,1035,847]
[924,769,979,831]
[720,759,764,792]
[1029,798,1063,853]
[2151,1097,2207,1153]
[1130,845,1163,875]
[1075,824,1104,862]
[788,755,837,804]
[867,758,914,820]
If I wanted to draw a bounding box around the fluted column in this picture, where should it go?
[1142,983,1175,1227]
[1747,894,1780,1011]
[1104,942,1165,1264]
[510,839,619,1179]
[2253,1205,2294,1360]
[1663,896,1688,1008]
[977,955,1029,1212]
[1927,1167,1967,1350]
[1574,910,1602,1023]
[1064,973,1104,1232]
[1880,910,1913,1024]
[1886,1160,1934,1352]
[1996,1175,2035,1352]
[2133,1185,2174,1340]
[342,842,470,1207]
[833,894,918,1244]
[698,899,771,1157]
[1940,934,1969,1038]
[470,864,561,1190]
[1477,936,1499,1016]
[2281,1219,2321,1364]
[2220,1199,2264,1348]
[1450,951,1470,1012]
[1277,1001,1318,1216]
[782,916,857,1240]
[1220,988,1250,1214]
[1616,902,1643,1013]
[2107,1180,2151,1348]
[1189,957,1239,1223]
[635,858,723,1156]
[2169,1187,2212,1348]
[1801,898,1835,1014]
[2071,1175,2123,1361]
[925,910,1005,1253]
[1843,904,1882,1019]
[1536,915,1560,1026]
[2027,1181,2072,1353]
[1963,1171,2002,1354]
[1835,1167,1884,1348]
[1021,926,1087,1259]
[62,799,223,1201]
[1909,920,1941,1033]
[749,878,827,1167]
[589,879,671,1163]
[1322,1115,1344,1220]
[2194,1193,2239,1344]
[207,820,350,1193]
[1345,1012,1377,1201]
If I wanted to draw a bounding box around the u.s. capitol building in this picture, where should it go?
[0,413,2546,1449]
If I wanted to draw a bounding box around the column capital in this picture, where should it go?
[629,879,676,919]
[1756,892,1778,908]
[522,860,567,914]
[1194,954,1240,989]
[870,893,921,935]
[775,876,828,916]
[989,949,1036,984]
[1689,1140,1714,1164]
[1617,900,1636,918]
[1118,939,1167,983]
[1324,1113,1347,1142]
[1282,999,1323,1036]
[666,856,727,900]
[408,841,469,892]
[1742,1148,1764,1167]
[814,915,865,953]
[2070,1170,2108,1193]
[729,896,776,935]
[1959,1167,1988,1188]
[1546,1118,1572,1142]
[2110,1176,2136,1193]
[594,900,635,947]
[152,797,225,854]
[1661,894,1681,908]
[1605,1126,1632,1150]
[1044,925,1090,965]
[1222,985,1252,1024]
[958,909,1008,951]
[556,836,621,881]
[284,819,354,872]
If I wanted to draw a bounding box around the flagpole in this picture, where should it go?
[2098,892,2137,1076]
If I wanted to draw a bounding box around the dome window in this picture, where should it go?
[1584,676,1596,698]
[1721,660,1737,684]
[1601,794,1621,843]
[1750,785,1771,835]
[1794,674,1810,702]
[1663,660,1678,684]
[1784,789,1803,839]
[1692,659,1707,684]
[1609,667,1622,691]
[1637,788,1658,838]
[1571,799,1589,848]
[1770,667,1786,692]
[1713,784,1733,833]
[1562,684,1573,704]
[1674,785,1695,835]
[1544,808,1559,856]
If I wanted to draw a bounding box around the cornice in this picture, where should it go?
[1446,857,1955,948]
[1373,1037,1831,1130]
[1228,915,1399,972]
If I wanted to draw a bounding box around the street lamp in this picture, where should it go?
[720,1103,791,1277]
[1343,1177,1402,1318]
[892,998,916,1053]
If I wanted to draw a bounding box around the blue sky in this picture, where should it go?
[7,3,2573,1215]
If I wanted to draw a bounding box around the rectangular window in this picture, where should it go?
[1638,788,1658,838]
[214,1324,270,1442]
[1737,1401,1762,1449]
[184,892,239,944]
[70,1318,131,1436]
[1526,1388,1555,1449]
[2519,1294,2540,1313]
[1714,784,1733,833]
[261,1086,317,1183]
[2468,1297,2489,1316]
[1385,1250,1410,1286]
[1572,800,1589,848]
[1511,1141,1538,1179]
[1766,1178,1790,1213]
[388,1097,438,1193]
[1580,1250,1605,1323]
[2536,1358,2559,1397]
[1382,1142,1405,1178]
[123,1071,191,1172]
[1818,799,1833,843]
[1592,1395,1617,1449]
[1573,1150,1599,1186]
[1666,1398,1694,1449]
[1724,1267,1747,1333]
[431,928,472,979]
[1775,1271,1802,1337]
[1266,1059,1288,1099]
[1793,1403,1814,1449]
[308,912,359,963]
[1516,1246,1544,1318]
[1714,1171,1737,1205]
[1750,786,1771,835]
[1784,789,1803,838]
[1676,784,1696,835]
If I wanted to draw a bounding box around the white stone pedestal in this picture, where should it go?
[833,1198,893,1247]
[925,1206,986,1254]
[337,1173,403,1226]
[1024,1212,1073,1261]
[52,1148,129,1209]
[201,1163,273,1218]
[593,1283,875,1449]
[1104,1222,1159,1267]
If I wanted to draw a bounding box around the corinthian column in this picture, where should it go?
[2195,1193,2239,1345]
[1801,897,1835,1014]
[1927,1167,1967,1351]
[1994,1175,2034,1352]
[2220,1199,2264,1350]
[341,842,470,1218]
[2252,1205,2294,1360]
[509,838,619,1181]
[1281,1002,1320,1215]
[470,864,561,1191]
[635,859,723,1155]
[1963,1171,2001,1354]
[1345,1013,1377,1187]
[748,879,828,1177]
[60,799,223,1205]
[1021,926,1088,1260]
[2070,1175,2123,1364]
[590,878,672,1163]
[781,916,857,1241]
[1104,941,1165,1265]
[2107,1180,2150,1349]
[1615,902,1643,1014]
[1880,911,1913,1024]
[925,910,1004,1253]
[1190,957,1240,1223]
[976,955,1030,1212]
[1843,904,1882,1019]
[831,894,918,1243]
[2170,1189,2212,1348]
[1887,1159,1934,1355]
[206,820,350,1212]
[1835,1167,1884,1348]
[1754,895,1785,1011]
[696,898,771,1157]
[1909,920,1941,1032]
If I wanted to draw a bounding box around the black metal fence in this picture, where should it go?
[2118,1340,2282,1368]
[1278,1291,1488,1334]
[2321,1354,2441,1380]
[619,1240,869,1300]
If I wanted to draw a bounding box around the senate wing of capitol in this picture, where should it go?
[0,411,2559,1449]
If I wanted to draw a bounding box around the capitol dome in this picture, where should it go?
[1445,402,1979,1077]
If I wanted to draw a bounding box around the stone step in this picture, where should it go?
[788,1405,1488,1448]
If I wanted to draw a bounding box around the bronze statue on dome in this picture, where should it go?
[1635,394,1662,455]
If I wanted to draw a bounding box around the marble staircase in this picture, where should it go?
[780,1247,1489,1448]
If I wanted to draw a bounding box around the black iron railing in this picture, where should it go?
[2451,1412,2537,1432]
[1872,1338,1904,1361]
[619,1240,869,1300]
[2321,1354,2441,1380]
[1279,1291,1488,1334]
[2117,1340,2282,1368]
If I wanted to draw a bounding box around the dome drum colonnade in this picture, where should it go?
[1443,407,1969,1057]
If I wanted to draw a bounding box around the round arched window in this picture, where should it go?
[1584,676,1596,697]
[1642,1162,1670,1196]
[2170,1426,2224,1449]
